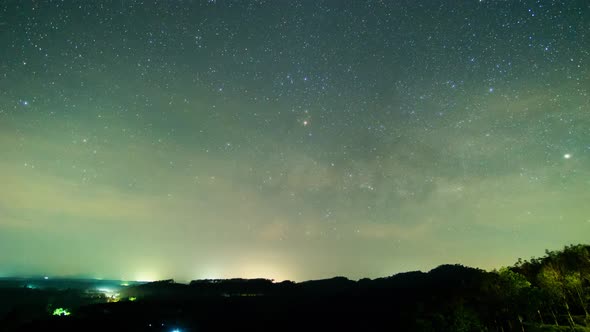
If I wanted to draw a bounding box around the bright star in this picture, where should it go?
[563,153,572,159]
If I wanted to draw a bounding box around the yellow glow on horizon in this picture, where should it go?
[193,266,224,280]
[236,263,291,282]
[134,270,160,282]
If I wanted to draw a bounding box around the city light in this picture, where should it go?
[52,308,71,316]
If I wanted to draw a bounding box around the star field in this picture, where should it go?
[0,0,589,282]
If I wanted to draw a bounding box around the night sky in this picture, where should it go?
[1,1,589,282]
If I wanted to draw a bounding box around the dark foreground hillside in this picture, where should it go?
[1,244,589,332]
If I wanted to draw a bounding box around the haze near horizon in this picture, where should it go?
[1,1,589,282]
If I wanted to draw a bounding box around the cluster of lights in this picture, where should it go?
[52,308,71,316]
[97,288,121,302]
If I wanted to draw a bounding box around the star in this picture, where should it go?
[563,153,572,159]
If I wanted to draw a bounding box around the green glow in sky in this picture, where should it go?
[0,1,589,282]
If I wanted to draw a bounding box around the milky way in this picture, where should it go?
[0,1,589,282]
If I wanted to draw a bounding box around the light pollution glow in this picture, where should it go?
[0,1,589,282]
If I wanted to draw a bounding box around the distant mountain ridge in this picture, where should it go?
[1,244,589,331]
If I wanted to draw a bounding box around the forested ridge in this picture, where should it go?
[117,244,590,331]
[504,244,590,331]
[2,244,589,331]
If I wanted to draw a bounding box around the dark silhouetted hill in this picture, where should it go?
[1,244,589,331]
